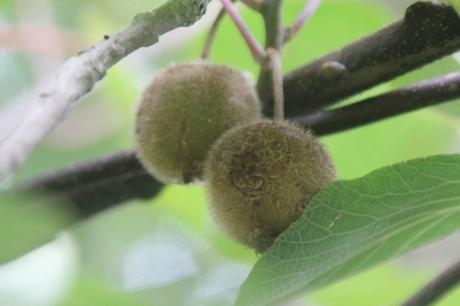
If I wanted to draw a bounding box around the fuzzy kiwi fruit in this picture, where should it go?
[135,62,261,184]
[205,119,336,251]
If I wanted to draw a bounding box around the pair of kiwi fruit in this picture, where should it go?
[135,62,336,252]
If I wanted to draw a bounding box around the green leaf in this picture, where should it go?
[60,275,150,306]
[237,154,460,306]
[0,193,74,264]
[446,0,460,16]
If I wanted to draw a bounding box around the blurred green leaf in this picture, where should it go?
[325,109,456,179]
[237,154,460,306]
[153,185,257,263]
[60,275,150,306]
[310,263,460,306]
[445,0,460,16]
[0,0,15,20]
[0,193,73,264]
[71,203,251,306]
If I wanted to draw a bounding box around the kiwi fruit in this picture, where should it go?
[135,62,261,184]
[205,119,336,251]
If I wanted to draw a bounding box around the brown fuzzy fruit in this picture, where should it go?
[205,119,336,251]
[135,62,261,184]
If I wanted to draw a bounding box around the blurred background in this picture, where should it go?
[1,0,460,305]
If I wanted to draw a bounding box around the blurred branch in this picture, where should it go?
[297,72,460,135]
[282,1,460,117]
[0,0,211,182]
[18,151,162,219]
[401,259,460,306]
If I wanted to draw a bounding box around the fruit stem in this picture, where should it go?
[256,0,284,116]
[220,0,267,63]
[268,48,284,120]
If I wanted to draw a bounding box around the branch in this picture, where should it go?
[6,1,457,181]
[17,70,460,215]
[401,260,460,306]
[297,72,460,135]
[11,1,460,220]
[0,0,211,182]
[18,150,162,219]
[3,1,458,181]
[282,1,460,117]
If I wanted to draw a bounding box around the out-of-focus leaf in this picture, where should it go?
[324,110,456,179]
[0,234,78,306]
[310,263,460,306]
[237,154,460,306]
[71,203,251,306]
[60,275,150,306]
[153,185,257,263]
[445,0,460,16]
[0,193,74,264]
[0,0,14,19]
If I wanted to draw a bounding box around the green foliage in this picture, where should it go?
[310,264,460,306]
[70,203,251,306]
[445,0,460,16]
[325,110,456,179]
[237,154,460,306]
[60,276,150,306]
[0,193,73,264]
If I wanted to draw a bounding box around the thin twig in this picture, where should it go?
[220,0,266,62]
[282,1,460,117]
[268,48,284,120]
[401,260,460,306]
[284,0,322,43]
[297,72,460,135]
[0,0,211,183]
[201,5,228,60]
